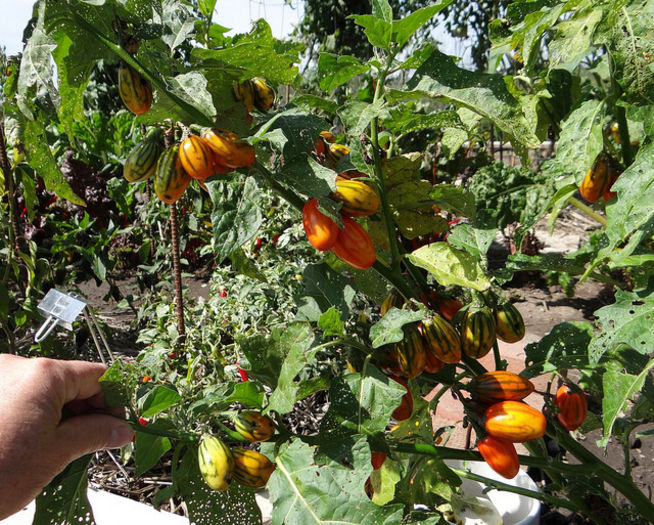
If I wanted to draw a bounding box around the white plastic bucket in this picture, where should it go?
[445,459,541,525]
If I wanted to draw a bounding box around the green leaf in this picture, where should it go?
[447,223,498,260]
[99,361,141,407]
[392,1,453,47]
[134,431,172,477]
[603,141,654,258]
[338,99,388,136]
[176,448,262,525]
[548,7,602,72]
[189,382,265,416]
[551,99,605,180]
[296,263,356,322]
[208,177,263,264]
[158,0,197,50]
[33,455,94,525]
[383,109,463,135]
[237,333,284,390]
[522,322,595,379]
[24,119,84,206]
[90,254,107,282]
[407,243,491,291]
[137,385,182,418]
[321,368,406,435]
[197,0,217,18]
[318,53,368,91]
[589,287,654,364]
[351,14,393,50]
[372,0,393,22]
[369,307,424,349]
[267,322,318,414]
[388,46,540,151]
[318,307,346,336]
[429,184,476,217]
[598,358,654,448]
[269,439,404,525]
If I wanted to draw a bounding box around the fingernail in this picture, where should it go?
[107,424,135,448]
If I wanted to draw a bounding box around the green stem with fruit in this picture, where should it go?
[568,197,607,227]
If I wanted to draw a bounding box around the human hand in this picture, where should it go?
[0,354,134,520]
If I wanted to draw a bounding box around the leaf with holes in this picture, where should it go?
[268,438,404,525]
[589,287,654,364]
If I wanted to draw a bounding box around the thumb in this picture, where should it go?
[55,413,134,461]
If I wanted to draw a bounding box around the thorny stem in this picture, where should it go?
[164,126,186,346]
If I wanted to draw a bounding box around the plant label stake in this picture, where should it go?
[34,289,115,364]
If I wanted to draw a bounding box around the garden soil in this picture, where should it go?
[64,210,652,524]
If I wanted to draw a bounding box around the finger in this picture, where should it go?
[55,413,134,463]
[54,360,109,404]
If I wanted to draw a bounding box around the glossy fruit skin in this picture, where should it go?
[154,145,191,204]
[458,306,496,359]
[331,216,376,270]
[391,323,427,379]
[555,385,588,431]
[234,411,275,442]
[232,80,255,112]
[202,128,255,168]
[380,289,405,316]
[251,77,275,111]
[331,177,380,217]
[319,131,335,143]
[471,371,535,403]
[423,347,444,374]
[123,128,163,182]
[579,154,613,203]
[371,452,387,470]
[179,135,214,180]
[231,448,275,488]
[302,198,339,251]
[421,315,462,364]
[436,296,463,321]
[390,376,413,421]
[198,434,234,491]
[484,401,546,443]
[494,302,525,343]
[478,435,520,479]
[118,63,152,115]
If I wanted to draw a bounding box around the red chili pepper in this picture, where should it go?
[254,237,262,248]
[236,362,249,382]
[219,290,227,298]
[272,234,279,245]
[20,207,27,218]
[141,375,151,384]
[168,352,175,359]
[138,416,148,426]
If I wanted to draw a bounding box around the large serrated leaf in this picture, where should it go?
[551,99,605,180]
[407,243,491,291]
[208,177,264,264]
[296,263,356,322]
[320,368,406,435]
[369,307,424,349]
[522,321,594,379]
[318,53,368,91]
[267,322,318,414]
[388,46,540,151]
[598,358,654,448]
[33,455,95,525]
[589,287,654,364]
[269,439,404,525]
[176,448,262,525]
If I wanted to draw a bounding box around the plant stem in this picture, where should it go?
[254,160,305,211]
[548,423,654,522]
[0,125,20,251]
[448,466,591,519]
[370,52,402,275]
[568,197,608,227]
[492,339,503,371]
